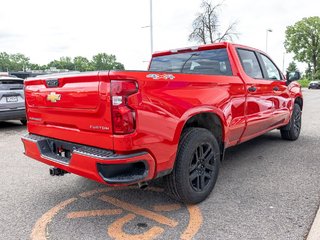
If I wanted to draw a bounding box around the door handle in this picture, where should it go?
[273,86,280,91]
[248,86,257,92]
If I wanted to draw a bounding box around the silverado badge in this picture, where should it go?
[146,74,175,80]
[47,92,61,103]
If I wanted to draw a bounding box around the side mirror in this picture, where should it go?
[286,71,301,85]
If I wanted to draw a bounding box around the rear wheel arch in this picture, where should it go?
[183,112,223,141]
[178,112,225,161]
[166,110,226,172]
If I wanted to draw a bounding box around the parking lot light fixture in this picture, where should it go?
[266,28,273,52]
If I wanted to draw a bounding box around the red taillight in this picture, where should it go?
[111,80,138,134]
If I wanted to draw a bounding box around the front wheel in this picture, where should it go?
[164,128,220,204]
[280,103,302,140]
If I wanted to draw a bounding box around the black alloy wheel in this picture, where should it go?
[189,143,215,192]
[280,103,302,140]
[292,106,301,137]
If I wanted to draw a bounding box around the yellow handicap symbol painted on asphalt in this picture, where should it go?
[31,186,203,240]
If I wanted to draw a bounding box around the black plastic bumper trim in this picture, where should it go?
[97,161,149,184]
[22,134,149,165]
[155,169,173,179]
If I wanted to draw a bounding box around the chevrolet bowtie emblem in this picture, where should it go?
[47,92,61,103]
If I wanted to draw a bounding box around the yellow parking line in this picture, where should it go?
[31,198,77,240]
[80,186,164,198]
[100,195,178,227]
[108,213,164,240]
[79,188,113,198]
[66,209,123,219]
[180,205,203,240]
[153,204,181,212]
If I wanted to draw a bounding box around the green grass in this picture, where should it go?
[297,79,310,88]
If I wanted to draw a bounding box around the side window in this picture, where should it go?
[237,49,263,79]
[260,54,281,80]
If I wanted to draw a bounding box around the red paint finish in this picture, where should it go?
[22,42,302,185]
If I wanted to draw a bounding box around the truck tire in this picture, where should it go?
[164,128,220,204]
[280,103,301,140]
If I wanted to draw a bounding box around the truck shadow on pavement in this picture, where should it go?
[224,131,286,161]
[0,120,25,130]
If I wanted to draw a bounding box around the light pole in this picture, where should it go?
[266,28,272,52]
[142,0,154,56]
[150,0,154,55]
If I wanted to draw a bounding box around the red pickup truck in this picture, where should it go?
[22,42,302,203]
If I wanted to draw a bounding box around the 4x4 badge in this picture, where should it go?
[146,74,175,80]
[47,92,61,103]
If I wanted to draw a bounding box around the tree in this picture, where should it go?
[286,61,298,72]
[28,63,45,71]
[189,0,238,44]
[91,53,125,70]
[0,52,31,71]
[304,64,313,80]
[10,53,30,71]
[74,56,92,71]
[48,57,75,70]
[284,16,320,80]
[0,52,125,72]
[0,52,11,71]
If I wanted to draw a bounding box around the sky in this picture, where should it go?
[0,0,319,72]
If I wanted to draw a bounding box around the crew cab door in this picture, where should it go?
[257,53,291,126]
[237,48,277,142]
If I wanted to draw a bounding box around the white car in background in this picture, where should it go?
[0,73,26,125]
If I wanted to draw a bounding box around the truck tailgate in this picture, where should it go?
[24,71,114,149]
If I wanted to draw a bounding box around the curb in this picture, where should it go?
[307,204,320,240]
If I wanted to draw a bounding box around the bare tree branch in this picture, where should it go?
[188,14,208,44]
[214,21,239,42]
[189,0,239,44]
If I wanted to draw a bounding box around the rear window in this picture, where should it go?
[149,48,232,76]
[0,79,24,90]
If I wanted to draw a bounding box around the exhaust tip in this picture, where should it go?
[138,181,148,190]
[49,167,68,176]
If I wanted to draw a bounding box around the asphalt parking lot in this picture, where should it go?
[1,89,320,240]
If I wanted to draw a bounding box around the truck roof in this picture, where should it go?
[26,71,91,80]
[0,76,24,81]
[152,42,263,57]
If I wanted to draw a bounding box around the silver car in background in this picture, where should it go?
[0,73,26,125]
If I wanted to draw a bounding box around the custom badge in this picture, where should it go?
[47,92,61,103]
[146,74,175,80]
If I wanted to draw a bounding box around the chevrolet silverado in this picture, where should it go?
[22,42,302,203]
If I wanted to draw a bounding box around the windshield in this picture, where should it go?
[149,48,232,76]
